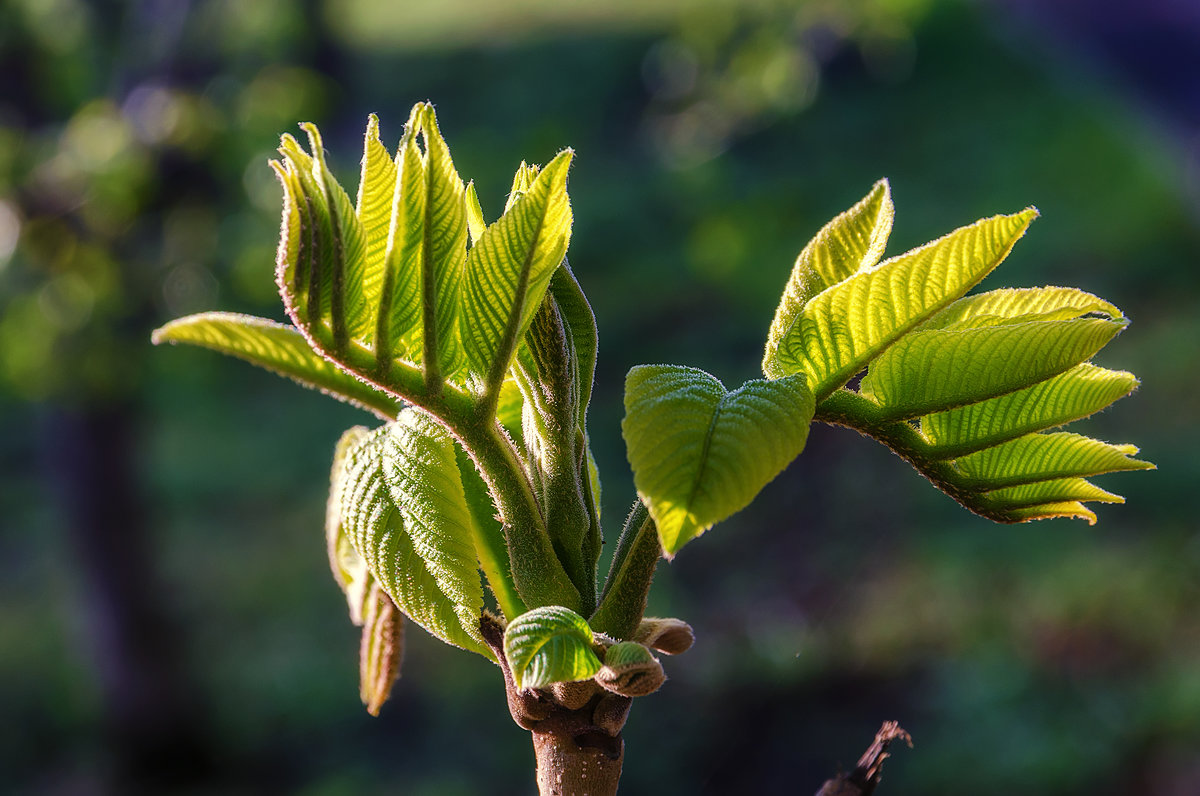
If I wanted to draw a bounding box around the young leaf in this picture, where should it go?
[859,317,1127,421]
[359,582,405,716]
[355,114,398,346]
[302,122,369,348]
[453,442,526,620]
[952,432,1152,489]
[763,179,894,378]
[460,149,573,393]
[623,365,814,556]
[503,605,602,690]
[340,418,490,658]
[377,103,468,381]
[920,363,1140,458]
[770,209,1038,400]
[151,312,398,420]
[922,286,1122,330]
[327,426,375,625]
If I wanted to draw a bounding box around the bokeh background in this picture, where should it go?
[3,0,1199,793]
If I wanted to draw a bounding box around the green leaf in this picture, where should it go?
[922,286,1122,330]
[495,377,525,445]
[354,113,398,346]
[151,312,398,420]
[377,104,468,379]
[340,415,489,658]
[859,317,1127,421]
[327,426,374,625]
[549,261,598,429]
[460,149,573,391]
[623,365,815,556]
[453,442,525,619]
[763,179,893,378]
[921,364,1140,458]
[465,180,486,245]
[771,209,1038,400]
[953,432,1153,490]
[503,605,602,690]
[301,123,369,347]
[980,477,1123,512]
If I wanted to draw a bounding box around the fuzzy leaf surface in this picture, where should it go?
[764,179,893,378]
[773,209,1037,399]
[503,605,601,690]
[460,150,573,388]
[340,418,489,658]
[623,365,814,556]
[151,313,397,419]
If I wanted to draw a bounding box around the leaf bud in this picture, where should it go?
[634,616,695,655]
[596,641,665,697]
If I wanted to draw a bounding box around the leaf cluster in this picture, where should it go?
[154,106,1149,706]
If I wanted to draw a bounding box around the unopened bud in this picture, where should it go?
[634,617,695,655]
[596,641,665,697]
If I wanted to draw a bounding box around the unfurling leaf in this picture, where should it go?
[327,426,374,624]
[633,617,695,655]
[360,582,405,716]
[596,641,665,697]
[460,149,573,391]
[151,313,398,420]
[503,605,602,690]
[339,413,490,658]
[623,365,814,556]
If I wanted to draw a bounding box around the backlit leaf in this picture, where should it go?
[775,209,1038,400]
[340,417,489,658]
[151,312,398,420]
[859,317,1127,420]
[763,179,893,378]
[460,149,573,389]
[623,365,814,556]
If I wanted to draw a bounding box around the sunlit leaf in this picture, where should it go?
[151,312,398,420]
[923,286,1122,330]
[354,113,398,346]
[774,209,1038,399]
[953,431,1152,489]
[763,179,893,378]
[460,149,573,389]
[921,363,1140,458]
[503,605,601,690]
[623,365,814,556]
[340,416,489,658]
[327,425,374,625]
[859,317,1127,420]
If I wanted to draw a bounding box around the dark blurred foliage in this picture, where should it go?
[2,0,1199,793]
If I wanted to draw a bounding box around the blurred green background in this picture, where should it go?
[3,0,1199,793]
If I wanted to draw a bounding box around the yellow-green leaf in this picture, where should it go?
[778,209,1038,400]
[460,149,573,388]
[623,365,814,556]
[953,431,1153,490]
[763,179,893,378]
[151,312,398,420]
[921,364,1140,458]
[859,317,1127,421]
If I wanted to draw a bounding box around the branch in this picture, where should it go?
[816,721,912,796]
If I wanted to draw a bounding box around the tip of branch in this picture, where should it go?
[816,721,912,796]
